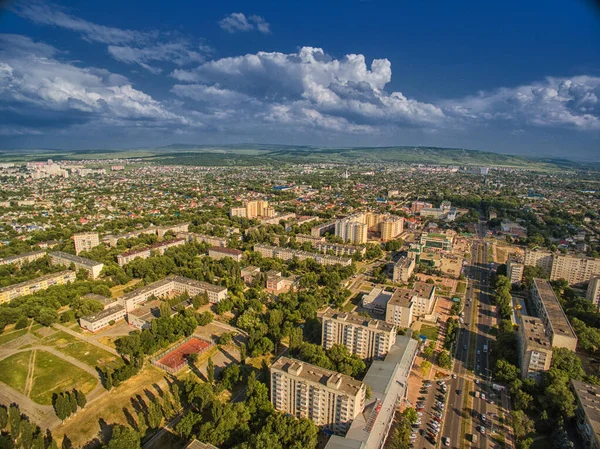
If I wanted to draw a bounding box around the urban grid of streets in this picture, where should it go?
[410,221,513,449]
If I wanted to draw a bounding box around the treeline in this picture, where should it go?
[52,389,87,421]
[0,403,60,449]
[0,256,65,289]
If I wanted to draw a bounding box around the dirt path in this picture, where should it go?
[52,323,119,356]
[24,349,37,398]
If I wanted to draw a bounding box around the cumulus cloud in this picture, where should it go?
[0,34,198,134]
[14,1,212,72]
[219,13,271,34]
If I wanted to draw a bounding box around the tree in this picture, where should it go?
[403,407,418,425]
[106,425,140,449]
[551,348,585,380]
[207,357,215,385]
[218,332,234,346]
[512,410,535,440]
[421,360,432,376]
[187,352,199,365]
[551,427,574,449]
[437,350,452,369]
[0,406,7,430]
[53,394,71,421]
[68,392,78,414]
[20,420,34,449]
[135,410,147,436]
[514,390,533,411]
[423,342,436,359]
[239,342,247,364]
[8,405,20,438]
[494,359,520,383]
[74,390,87,409]
[146,400,163,429]
[15,316,29,329]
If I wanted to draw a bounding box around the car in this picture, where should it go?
[418,396,426,401]
[457,389,462,395]
[481,413,487,422]
[437,380,445,386]
[477,349,481,355]
[479,426,486,435]
[481,393,486,400]
[452,374,457,379]
[443,437,451,446]
[463,344,467,350]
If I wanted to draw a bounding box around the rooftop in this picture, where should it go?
[50,251,103,267]
[0,270,74,293]
[120,238,185,257]
[412,282,435,298]
[521,316,551,350]
[572,379,600,443]
[0,250,46,264]
[208,246,243,255]
[80,304,125,323]
[323,309,395,333]
[532,278,577,340]
[388,288,413,308]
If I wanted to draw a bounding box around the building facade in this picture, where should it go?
[322,310,396,360]
[385,289,414,328]
[517,316,553,381]
[208,247,243,262]
[49,251,104,279]
[380,216,404,242]
[0,250,46,267]
[117,238,186,266]
[420,233,453,251]
[270,356,366,435]
[524,249,553,277]
[254,244,352,267]
[0,271,76,304]
[572,379,600,449]
[73,232,99,255]
[587,277,600,310]
[393,256,415,283]
[506,254,525,284]
[550,254,600,286]
[335,216,368,245]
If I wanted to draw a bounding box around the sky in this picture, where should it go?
[0,0,599,159]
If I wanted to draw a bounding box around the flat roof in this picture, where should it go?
[412,282,435,299]
[323,309,395,332]
[521,316,552,350]
[50,251,103,267]
[572,379,600,443]
[271,356,364,397]
[209,247,243,255]
[388,288,413,308]
[533,278,577,340]
[129,299,162,319]
[81,304,125,323]
[0,250,46,263]
[0,270,74,293]
[120,238,185,257]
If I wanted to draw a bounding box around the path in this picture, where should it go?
[52,323,119,356]
[24,349,37,398]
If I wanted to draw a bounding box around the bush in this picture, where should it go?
[14,316,29,329]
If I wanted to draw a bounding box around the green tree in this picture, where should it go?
[74,390,87,409]
[8,405,20,438]
[106,425,140,449]
[437,350,452,369]
[207,357,215,385]
[0,406,7,430]
[146,400,163,429]
[512,410,535,440]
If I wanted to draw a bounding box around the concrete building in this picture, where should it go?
[587,277,600,310]
[314,242,366,257]
[73,232,99,255]
[550,254,600,286]
[127,299,162,329]
[530,279,578,351]
[117,238,186,266]
[79,303,126,332]
[177,232,226,248]
[254,244,352,267]
[0,250,46,267]
[518,316,553,382]
[241,266,260,284]
[270,356,366,435]
[156,223,189,239]
[105,228,158,247]
[411,201,433,213]
[260,213,297,225]
[265,270,295,295]
[385,289,414,328]
[229,207,247,218]
[524,249,554,277]
[0,271,76,304]
[311,221,336,237]
[410,282,436,317]
[335,216,368,245]
[322,310,396,360]
[325,335,419,449]
[361,287,394,315]
[420,233,453,251]
[50,251,104,279]
[295,234,326,245]
[572,379,600,449]
[380,216,404,242]
[506,254,525,284]
[208,246,243,262]
[392,256,415,283]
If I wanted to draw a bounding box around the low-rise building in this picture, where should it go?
[208,246,243,262]
[49,251,104,279]
[177,232,227,248]
[311,221,336,237]
[79,303,126,332]
[295,234,326,245]
[0,250,46,267]
[127,299,162,329]
[420,232,453,251]
[361,287,394,315]
[254,244,352,267]
[0,271,76,304]
[572,379,600,449]
[314,242,366,257]
[241,266,260,284]
[322,310,396,360]
[530,278,578,351]
[518,316,553,381]
[156,223,189,239]
[270,356,366,435]
[393,256,415,283]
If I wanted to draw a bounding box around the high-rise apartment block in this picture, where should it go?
[587,277,600,310]
[530,279,578,351]
[270,356,366,435]
[321,310,396,360]
[230,200,273,219]
[506,254,525,284]
[380,215,404,242]
[550,254,600,286]
[335,216,368,244]
[571,379,600,449]
[518,316,553,381]
[73,232,100,255]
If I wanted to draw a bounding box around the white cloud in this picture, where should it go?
[14,1,212,72]
[0,34,198,133]
[219,13,271,34]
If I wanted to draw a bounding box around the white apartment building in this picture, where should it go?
[254,244,352,267]
[49,251,104,279]
[0,250,46,267]
[117,238,186,266]
[176,232,227,248]
[335,216,368,245]
[73,232,99,255]
[550,254,600,286]
[385,289,414,328]
[393,256,415,283]
[507,254,525,284]
[0,271,76,304]
[322,310,396,360]
[518,316,553,381]
[380,216,404,242]
[270,356,366,435]
[524,249,554,276]
[587,277,600,310]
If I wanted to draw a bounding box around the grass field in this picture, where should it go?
[0,328,29,345]
[456,281,467,294]
[29,350,98,405]
[0,351,30,393]
[419,324,439,342]
[42,331,124,370]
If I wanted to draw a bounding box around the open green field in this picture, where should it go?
[30,350,97,405]
[419,324,439,341]
[42,331,124,370]
[0,328,29,345]
[0,351,31,393]
[456,281,467,294]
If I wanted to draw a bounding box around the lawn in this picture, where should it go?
[456,281,467,294]
[29,350,98,405]
[42,331,124,370]
[0,351,31,393]
[0,328,28,345]
[419,324,439,342]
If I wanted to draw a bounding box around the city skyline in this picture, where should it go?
[0,0,599,159]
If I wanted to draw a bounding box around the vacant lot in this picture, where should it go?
[419,324,439,342]
[0,328,29,345]
[456,281,467,294]
[0,351,30,393]
[42,331,123,370]
[30,350,98,405]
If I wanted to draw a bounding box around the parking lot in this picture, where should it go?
[408,378,453,448]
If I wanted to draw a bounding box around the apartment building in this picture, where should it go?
[420,233,453,251]
[254,244,352,267]
[117,238,186,266]
[572,379,600,449]
[0,250,46,267]
[587,277,600,310]
[0,271,76,304]
[105,228,158,247]
[73,232,99,255]
[79,303,126,332]
[385,289,414,328]
[411,201,433,213]
[380,216,404,242]
[176,232,226,248]
[50,251,104,279]
[294,234,326,245]
[361,287,394,315]
[314,242,366,257]
[230,207,247,218]
[518,316,553,381]
[335,216,368,245]
[208,246,243,262]
[260,212,297,225]
[241,266,261,284]
[230,200,273,219]
[393,256,415,283]
[311,221,336,237]
[411,282,436,317]
[506,254,525,284]
[322,310,396,360]
[551,254,600,286]
[524,249,553,276]
[530,279,578,351]
[270,356,366,435]
[156,223,189,239]
[325,335,418,449]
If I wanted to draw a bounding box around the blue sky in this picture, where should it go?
[0,0,599,159]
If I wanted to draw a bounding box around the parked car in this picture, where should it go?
[443,437,451,446]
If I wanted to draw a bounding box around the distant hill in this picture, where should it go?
[0,144,592,170]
